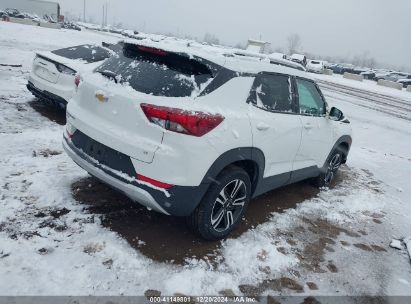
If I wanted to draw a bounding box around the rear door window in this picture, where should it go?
[52,44,111,63]
[248,74,295,113]
[296,78,325,116]
[95,43,215,98]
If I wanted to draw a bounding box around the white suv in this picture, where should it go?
[27,43,120,108]
[63,41,352,240]
[307,60,325,74]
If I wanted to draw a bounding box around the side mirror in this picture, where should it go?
[329,107,344,121]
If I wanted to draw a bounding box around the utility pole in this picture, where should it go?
[102,5,104,27]
[83,0,86,22]
[105,2,108,26]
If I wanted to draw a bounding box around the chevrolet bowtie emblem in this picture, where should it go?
[95,93,108,102]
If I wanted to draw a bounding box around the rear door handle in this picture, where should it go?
[304,123,313,130]
[256,123,270,131]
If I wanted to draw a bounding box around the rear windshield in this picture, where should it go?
[52,44,111,63]
[95,43,214,97]
[311,61,320,64]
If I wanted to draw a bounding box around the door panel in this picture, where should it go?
[293,78,334,170]
[294,116,334,170]
[248,74,302,183]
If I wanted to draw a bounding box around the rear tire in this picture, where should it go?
[313,147,345,188]
[188,167,251,241]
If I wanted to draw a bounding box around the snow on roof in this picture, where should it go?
[247,38,269,45]
[125,37,307,77]
[269,52,286,60]
[291,53,306,61]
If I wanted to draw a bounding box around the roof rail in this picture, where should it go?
[224,50,306,72]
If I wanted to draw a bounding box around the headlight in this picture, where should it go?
[55,63,76,75]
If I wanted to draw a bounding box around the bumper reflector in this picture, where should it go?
[136,174,174,189]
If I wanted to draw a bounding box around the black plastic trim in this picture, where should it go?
[27,81,68,108]
[200,136,352,200]
[71,130,136,177]
[199,68,238,96]
[288,166,320,184]
[65,135,206,217]
[65,131,352,217]
[200,147,265,198]
[321,135,352,171]
[253,171,291,197]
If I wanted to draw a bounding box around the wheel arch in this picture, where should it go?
[201,147,266,197]
[323,135,352,169]
[337,141,350,163]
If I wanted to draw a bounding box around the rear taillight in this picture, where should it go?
[140,103,224,137]
[74,74,81,87]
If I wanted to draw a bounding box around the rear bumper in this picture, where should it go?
[27,81,68,108]
[63,135,209,216]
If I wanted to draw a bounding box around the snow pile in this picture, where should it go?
[390,239,403,250]
[390,237,411,263]
[403,237,411,263]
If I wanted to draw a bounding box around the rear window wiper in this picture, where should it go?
[98,70,120,83]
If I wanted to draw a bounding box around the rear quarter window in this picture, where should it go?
[52,44,111,63]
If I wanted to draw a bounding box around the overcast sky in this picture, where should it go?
[59,0,411,70]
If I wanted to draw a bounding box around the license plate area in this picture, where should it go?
[84,140,107,163]
[71,130,136,177]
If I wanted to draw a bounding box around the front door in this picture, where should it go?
[293,78,334,172]
[248,73,303,186]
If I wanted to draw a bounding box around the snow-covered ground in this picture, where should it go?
[1,21,411,297]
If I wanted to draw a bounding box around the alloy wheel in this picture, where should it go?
[324,153,342,185]
[210,179,247,232]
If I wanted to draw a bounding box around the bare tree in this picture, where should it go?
[264,44,274,54]
[352,51,378,68]
[367,58,377,69]
[234,42,246,50]
[203,33,220,45]
[287,34,302,55]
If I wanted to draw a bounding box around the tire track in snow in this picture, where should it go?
[317,79,411,107]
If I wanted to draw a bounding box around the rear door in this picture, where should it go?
[248,73,302,185]
[293,78,334,171]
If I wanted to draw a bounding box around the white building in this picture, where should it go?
[246,39,270,54]
[0,0,60,21]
